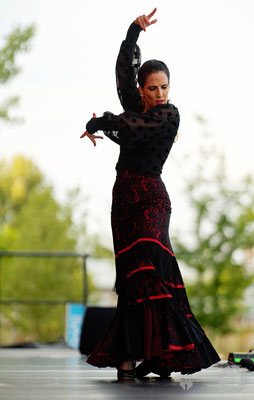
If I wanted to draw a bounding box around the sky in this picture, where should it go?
[1,0,254,248]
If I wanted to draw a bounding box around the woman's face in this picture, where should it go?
[139,71,170,111]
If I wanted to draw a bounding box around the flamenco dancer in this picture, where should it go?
[81,8,220,380]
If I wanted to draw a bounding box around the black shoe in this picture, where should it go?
[117,368,135,381]
[156,367,171,379]
[135,360,171,379]
[135,360,154,378]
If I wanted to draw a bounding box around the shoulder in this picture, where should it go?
[122,103,178,117]
[119,103,179,126]
[147,103,179,117]
[147,103,180,132]
[148,104,180,129]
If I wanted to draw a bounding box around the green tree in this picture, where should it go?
[0,156,99,344]
[0,25,35,123]
[173,117,254,333]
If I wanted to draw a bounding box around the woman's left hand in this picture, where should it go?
[80,113,103,146]
[135,8,158,31]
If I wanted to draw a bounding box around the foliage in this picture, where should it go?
[91,234,114,260]
[0,155,101,344]
[173,117,254,333]
[0,25,35,123]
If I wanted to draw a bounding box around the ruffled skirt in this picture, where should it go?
[86,170,220,374]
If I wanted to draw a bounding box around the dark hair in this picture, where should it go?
[137,59,170,88]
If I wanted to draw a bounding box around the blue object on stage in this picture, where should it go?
[66,303,86,349]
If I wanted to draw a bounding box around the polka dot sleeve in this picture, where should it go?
[115,22,143,113]
[86,103,180,149]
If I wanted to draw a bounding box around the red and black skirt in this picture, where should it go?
[87,170,220,374]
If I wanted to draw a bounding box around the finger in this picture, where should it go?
[149,19,158,25]
[86,134,95,146]
[147,7,157,20]
[93,135,103,139]
[144,15,150,26]
[93,113,96,118]
[80,132,87,138]
[140,16,147,31]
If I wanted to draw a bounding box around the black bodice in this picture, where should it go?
[86,22,180,175]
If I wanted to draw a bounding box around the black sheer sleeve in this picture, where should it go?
[86,103,180,149]
[115,22,143,113]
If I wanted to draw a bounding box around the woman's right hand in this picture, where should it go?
[134,8,158,31]
[80,113,103,146]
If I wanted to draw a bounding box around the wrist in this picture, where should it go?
[86,117,97,134]
[126,22,142,44]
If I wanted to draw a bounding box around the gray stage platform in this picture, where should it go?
[0,346,254,400]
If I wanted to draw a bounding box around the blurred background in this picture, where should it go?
[0,0,253,359]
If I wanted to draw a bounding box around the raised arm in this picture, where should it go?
[81,9,159,147]
[115,9,158,113]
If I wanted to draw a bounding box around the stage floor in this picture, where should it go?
[0,346,254,400]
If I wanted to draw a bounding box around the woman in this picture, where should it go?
[81,8,220,380]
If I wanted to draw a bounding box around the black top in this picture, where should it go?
[86,22,180,175]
